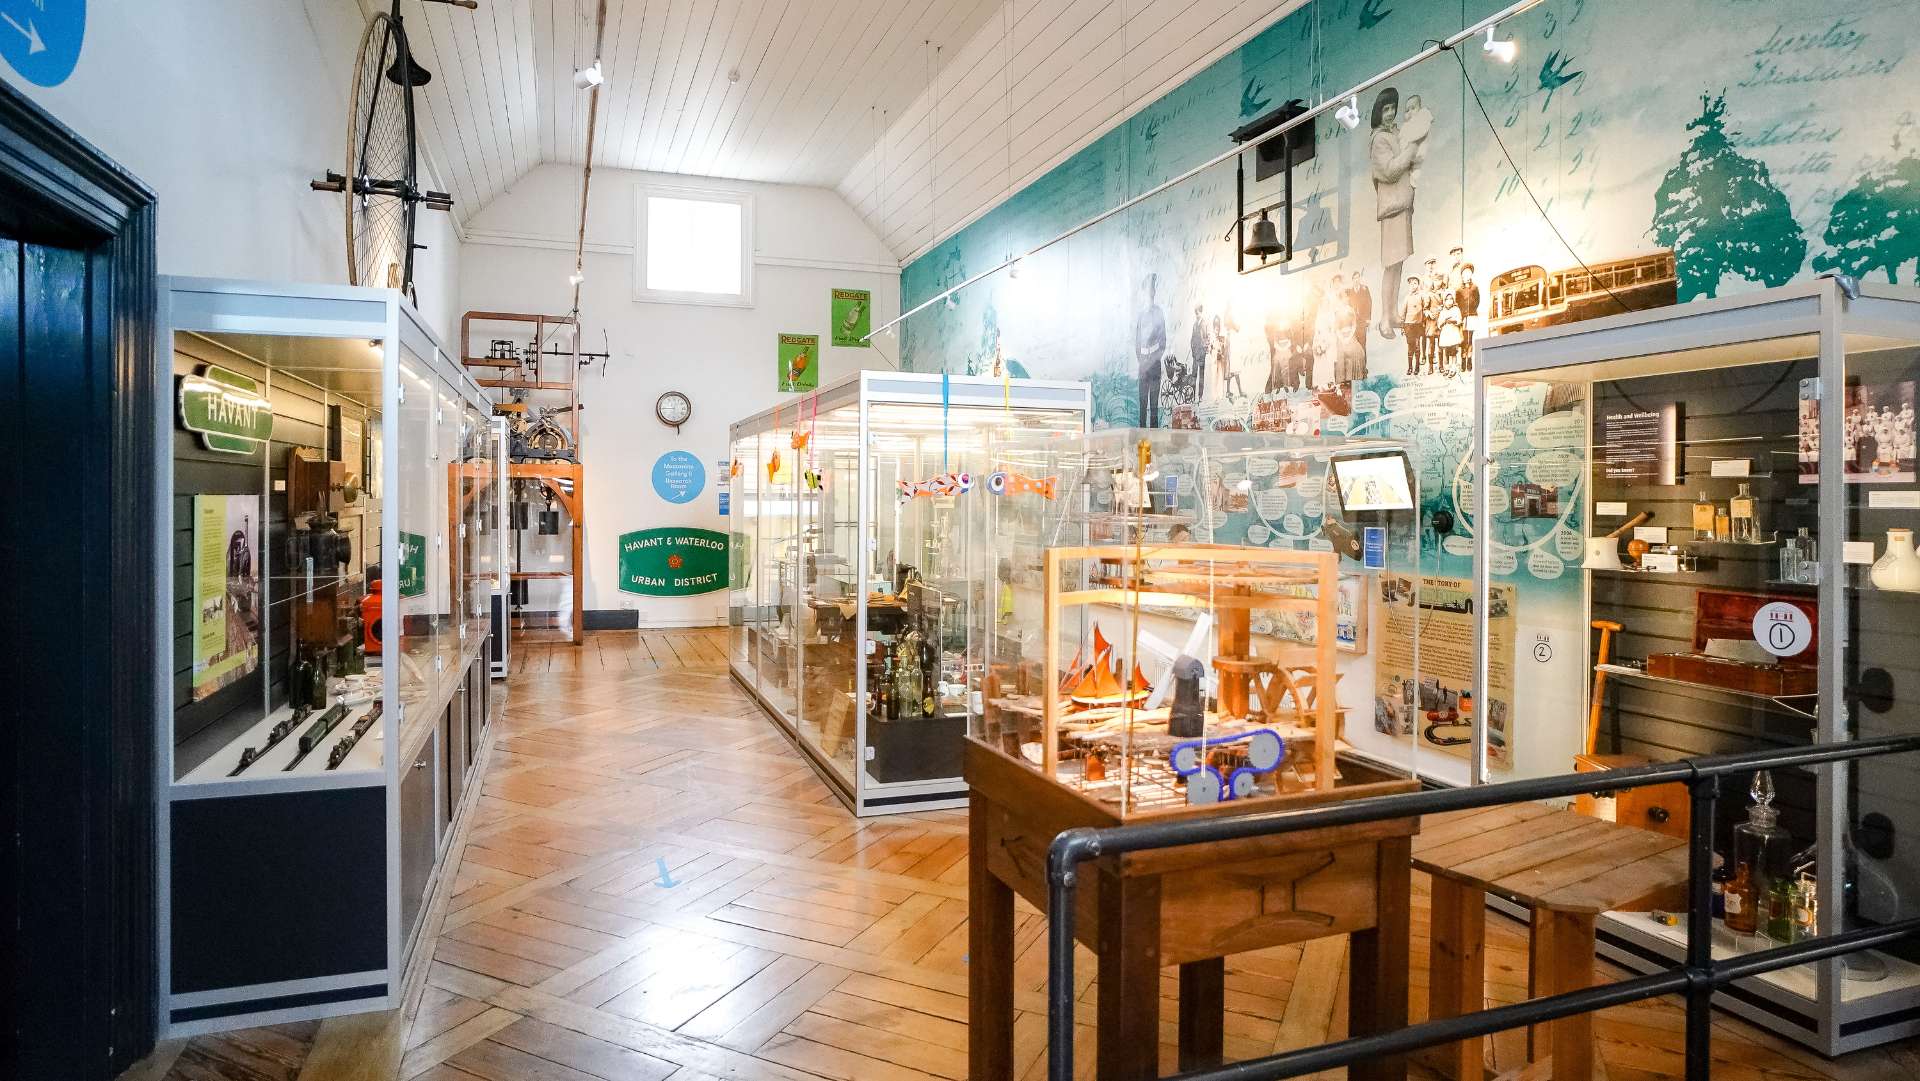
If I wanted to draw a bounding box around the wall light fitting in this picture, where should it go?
[1333,95,1361,130]
[1482,26,1517,63]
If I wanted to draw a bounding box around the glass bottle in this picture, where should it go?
[1730,483,1759,543]
[1779,536,1800,583]
[1715,507,1732,543]
[1692,491,1717,538]
[1766,876,1798,943]
[1729,771,1794,938]
[290,651,315,710]
[1713,861,1733,916]
[1724,859,1757,934]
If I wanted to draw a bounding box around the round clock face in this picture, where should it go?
[656,391,691,427]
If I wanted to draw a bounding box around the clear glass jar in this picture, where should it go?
[1727,771,1795,937]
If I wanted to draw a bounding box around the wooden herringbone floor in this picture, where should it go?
[125,628,1920,1081]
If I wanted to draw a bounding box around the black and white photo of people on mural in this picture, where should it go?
[1122,79,1493,440]
[1370,87,1424,343]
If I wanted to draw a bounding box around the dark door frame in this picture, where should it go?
[0,79,158,1078]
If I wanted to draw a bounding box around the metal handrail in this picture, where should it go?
[1043,733,1920,1081]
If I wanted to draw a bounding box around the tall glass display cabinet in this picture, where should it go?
[728,371,1088,815]
[968,427,1425,813]
[1474,279,1920,1053]
[154,278,500,1035]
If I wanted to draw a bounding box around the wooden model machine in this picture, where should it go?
[461,310,588,645]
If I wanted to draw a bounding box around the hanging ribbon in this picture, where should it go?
[941,372,951,472]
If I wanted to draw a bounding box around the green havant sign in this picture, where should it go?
[618,527,729,597]
[179,365,274,453]
[398,531,427,597]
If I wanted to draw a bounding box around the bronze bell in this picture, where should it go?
[1244,212,1285,259]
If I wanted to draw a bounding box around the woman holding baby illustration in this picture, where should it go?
[1370,87,1427,343]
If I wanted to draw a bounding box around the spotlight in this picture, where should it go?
[944,293,958,310]
[573,60,604,90]
[1007,257,1021,280]
[1482,26,1517,63]
[568,269,585,286]
[1333,95,1361,130]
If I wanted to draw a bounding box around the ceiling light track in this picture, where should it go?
[864,0,1546,342]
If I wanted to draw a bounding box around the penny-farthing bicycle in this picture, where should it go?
[311,0,474,302]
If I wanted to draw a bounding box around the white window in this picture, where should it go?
[635,186,753,306]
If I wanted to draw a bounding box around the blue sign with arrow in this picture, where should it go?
[1,0,84,87]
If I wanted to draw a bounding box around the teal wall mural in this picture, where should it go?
[898,0,1917,600]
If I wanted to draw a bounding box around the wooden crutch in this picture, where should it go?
[1585,618,1624,755]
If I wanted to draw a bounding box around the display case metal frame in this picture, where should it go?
[728,370,1089,816]
[1472,277,1920,1054]
[152,277,499,1037]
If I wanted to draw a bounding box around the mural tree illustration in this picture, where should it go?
[1814,150,1920,284]
[1650,95,1806,300]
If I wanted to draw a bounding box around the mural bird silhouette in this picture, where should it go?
[1358,0,1393,30]
[1538,50,1582,111]
[1241,78,1271,118]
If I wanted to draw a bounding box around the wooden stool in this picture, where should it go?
[1413,803,1690,1081]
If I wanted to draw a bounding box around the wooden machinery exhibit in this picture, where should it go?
[462,310,587,644]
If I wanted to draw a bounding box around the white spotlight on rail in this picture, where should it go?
[1333,95,1361,130]
[573,60,604,90]
[568,269,585,286]
[1482,26,1517,63]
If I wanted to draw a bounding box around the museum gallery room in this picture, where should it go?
[9,1,1920,1080]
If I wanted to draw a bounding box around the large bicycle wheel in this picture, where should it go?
[343,12,420,294]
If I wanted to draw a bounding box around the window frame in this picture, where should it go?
[633,184,755,307]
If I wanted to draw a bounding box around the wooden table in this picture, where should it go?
[967,740,1419,1081]
[1413,802,1691,1081]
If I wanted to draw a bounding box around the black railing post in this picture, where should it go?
[1684,772,1719,1081]
[1048,828,1099,1081]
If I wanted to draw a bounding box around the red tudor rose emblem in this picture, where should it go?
[667,553,684,569]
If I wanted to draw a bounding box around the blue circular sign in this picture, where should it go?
[651,450,705,504]
[1,1,85,88]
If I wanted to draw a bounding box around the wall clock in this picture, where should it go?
[656,390,692,433]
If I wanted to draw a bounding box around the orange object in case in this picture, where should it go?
[361,577,383,656]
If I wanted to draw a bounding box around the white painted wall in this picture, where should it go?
[2,0,464,339]
[840,0,1311,262]
[459,163,901,626]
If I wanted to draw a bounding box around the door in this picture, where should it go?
[1,84,158,1078]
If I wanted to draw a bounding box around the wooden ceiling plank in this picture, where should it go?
[622,0,692,170]
[412,6,492,211]
[681,0,791,177]
[753,0,904,185]
[662,0,757,176]
[616,0,678,170]
[703,0,834,179]
[642,0,720,173]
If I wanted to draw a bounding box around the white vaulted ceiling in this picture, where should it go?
[401,0,1002,224]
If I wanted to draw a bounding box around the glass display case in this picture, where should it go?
[155,278,497,1036]
[1474,279,1920,1054]
[968,427,1424,816]
[728,371,1088,814]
